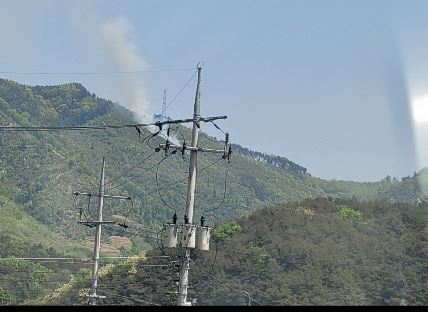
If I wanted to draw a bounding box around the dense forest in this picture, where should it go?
[0,78,426,305]
[42,198,427,306]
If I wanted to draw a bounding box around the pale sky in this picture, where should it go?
[1,0,428,182]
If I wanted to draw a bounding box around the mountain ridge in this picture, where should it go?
[0,78,425,304]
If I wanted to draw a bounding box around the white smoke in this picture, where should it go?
[150,115,180,146]
[101,16,150,122]
[100,17,181,146]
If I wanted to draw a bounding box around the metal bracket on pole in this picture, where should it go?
[73,192,131,200]
[77,221,116,226]
[158,144,225,154]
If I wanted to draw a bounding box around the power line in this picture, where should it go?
[0,115,227,132]
[104,151,157,188]
[0,256,160,261]
[165,70,198,110]
[107,155,169,192]
[96,264,170,269]
[155,155,177,213]
[0,280,68,284]
[202,160,230,216]
[118,225,163,237]
[97,285,173,290]
[156,157,225,193]
[0,67,195,75]
[97,289,161,306]
[199,131,220,143]
[153,156,228,222]
[0,257,93,261]
[210,121,227,135]
[191,265,263,305]
[0,125,149,132]
[169,127,187,143]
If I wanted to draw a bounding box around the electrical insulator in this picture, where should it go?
[182,141,186,158]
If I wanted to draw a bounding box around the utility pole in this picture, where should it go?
[153,65,231,305]
[74,157,132,305]
[89,157,106,305]
[177,65,202,306]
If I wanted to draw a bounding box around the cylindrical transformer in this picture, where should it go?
[196,226,211,251]
[182,224,196,248]
[163,223,178,248]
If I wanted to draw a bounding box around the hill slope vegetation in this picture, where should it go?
[0,78,426,304]
[45,198,427,306]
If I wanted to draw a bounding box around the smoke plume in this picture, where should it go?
[101,16,150,122]
[101,17,181,146]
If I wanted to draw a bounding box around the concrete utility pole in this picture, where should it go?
[75,157,131,305]
[154,65,230,306]
[89,157,106,305]
[177,66,202,306]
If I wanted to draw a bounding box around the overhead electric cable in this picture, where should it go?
[97,289,161,306]
[165,70,198,110]
[105,151,156,187]
[156,157,225,193]
[191,265,263,305]
[107,155,169,192]
[210,121,227,134]
[155,155,176,213]
[0,116,226,132]
[0,67,195,75]
[0,256,156,261]
[115,199,135,228]
[199,131,219,143]
[202,160,229,216]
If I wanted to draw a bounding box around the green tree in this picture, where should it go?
[336,205,364,223]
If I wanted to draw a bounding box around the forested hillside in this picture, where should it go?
[0,78,426,304]
[45,198,427,305]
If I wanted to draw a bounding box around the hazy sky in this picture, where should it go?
[1,0,428,182]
